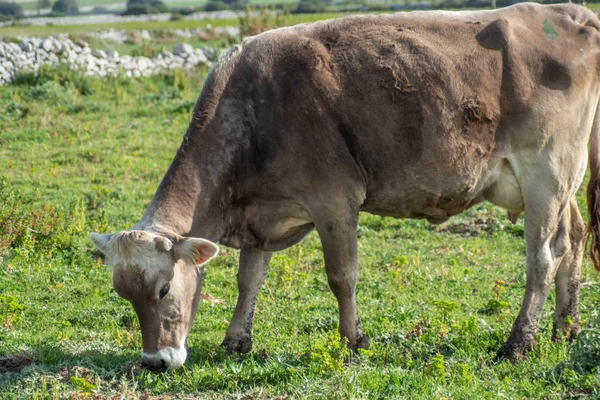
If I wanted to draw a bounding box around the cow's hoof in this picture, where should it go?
[495,339,534,363]
[552,323,580,343]
[221,334,253,354]
[495,346,524,363]
[349,334,370,352]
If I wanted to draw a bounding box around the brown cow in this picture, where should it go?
[91,3,600,370]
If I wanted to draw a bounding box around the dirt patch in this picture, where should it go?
[435,217,503,237]
[56,366,96,383]
[0,353,33,373]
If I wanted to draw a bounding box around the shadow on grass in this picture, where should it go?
[186,339,231,365]
[0,342,139,394]
[0,341,138,385]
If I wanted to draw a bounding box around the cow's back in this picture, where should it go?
[209,3,600,220]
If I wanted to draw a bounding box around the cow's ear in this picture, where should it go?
[174,238,219,266]
[90,232,113,254]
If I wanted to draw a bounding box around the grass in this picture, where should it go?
[0,18,239,38]
[1,63,600,400]
[18,0,125,12]
[77,34,234,56]
[0,12,348,39]
[1,10,600,399]
[16,0,297,13]
[16,0,296,12]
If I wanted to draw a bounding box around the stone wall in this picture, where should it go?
[0,33,233,85]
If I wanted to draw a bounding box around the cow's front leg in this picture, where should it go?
[222,247,272,354]
[314,210,369,351]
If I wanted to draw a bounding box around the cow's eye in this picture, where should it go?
[159,282,170,299]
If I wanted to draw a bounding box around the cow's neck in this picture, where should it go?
[133,131,225,242]
[134,62,243,242]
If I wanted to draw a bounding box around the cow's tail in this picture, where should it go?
[587,105,600,271]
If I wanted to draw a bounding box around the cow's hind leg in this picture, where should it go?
[222,248,272,354]
[552,198,584,341]
[313,206,369,351]
[497,179,573,362]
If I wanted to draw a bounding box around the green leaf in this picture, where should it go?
[70,376,95,393]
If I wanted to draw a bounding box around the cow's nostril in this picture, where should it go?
[141,357,168,372]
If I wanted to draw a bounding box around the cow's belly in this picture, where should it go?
[360,188,485,223]
[360,156,523,223]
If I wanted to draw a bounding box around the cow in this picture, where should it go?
[90,2,600,370]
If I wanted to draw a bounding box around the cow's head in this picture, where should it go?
[89,230,219,370]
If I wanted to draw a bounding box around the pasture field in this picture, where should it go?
[2,16,600,399]
[17,0,298,13]
[0,12,346,38]
[0,18,240,38]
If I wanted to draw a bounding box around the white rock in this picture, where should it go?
[35,49,48,60]
[173,43,193,56]
[19,41,33,52]
[65,50,77,62]
[194,52,208,65]
[93,49,106,58]
[140,30,152,41]
[106,50,119,59]
[42,39,54,52]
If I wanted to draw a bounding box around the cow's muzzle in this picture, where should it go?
[140,347,187,371]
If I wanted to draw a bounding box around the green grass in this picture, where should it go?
[78,34,234,56]
[19,2,47,11]
[2,13,600,397]
[16,0,295,13]
[18,0,126,12]
[249,0,297,5]
[0,12,347,39]
[0,18,238,38]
